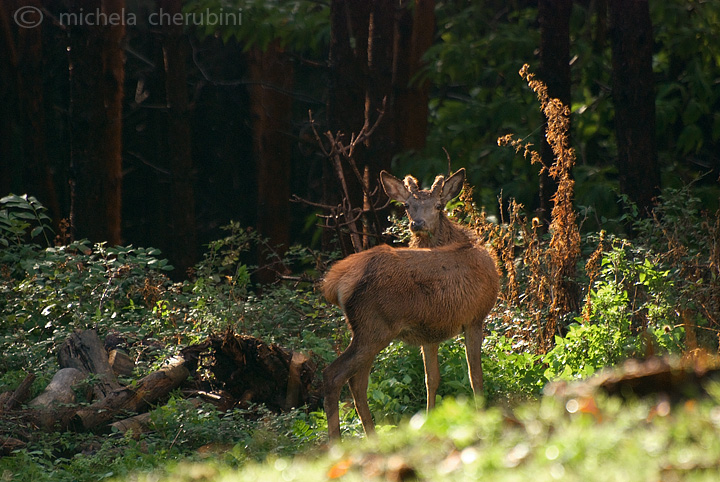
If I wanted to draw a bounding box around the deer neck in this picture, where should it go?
[409,215,472,248]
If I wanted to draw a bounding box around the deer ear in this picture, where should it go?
[440,168,465,204]
[380,171,410,203]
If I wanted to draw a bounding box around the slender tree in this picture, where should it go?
[160,0,198,275]
[394,0,435,153]
[248,41,294,282]
[69,0,125,245]
[609,0,660,216]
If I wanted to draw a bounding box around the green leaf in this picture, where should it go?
[30,226,44,239]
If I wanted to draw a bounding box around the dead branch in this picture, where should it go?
[1,373,35,411]
[303,100,390,253]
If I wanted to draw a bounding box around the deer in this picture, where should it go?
[321,168,500,440]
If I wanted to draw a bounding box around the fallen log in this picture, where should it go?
[546,355,720,401]
[27,368,87,430]
[58,329,120,400]
[29,368,86,409]
[110,398,203,437]
[71,356,189,432]
[109,412,151,436]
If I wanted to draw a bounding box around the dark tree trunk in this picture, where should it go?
[609,0,660,216]
[0,0,60,222]
[537,0,572,227]
[160,0,198,276]
[248,41,294,283]
[17,0,60,224]
[364,0,395,176]
[0,2,19,197]
[394,0,435,153]
[69,0,125,245]
[324,0,435,250]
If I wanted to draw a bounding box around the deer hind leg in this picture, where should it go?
[464,323,484,399]
[348,364,375,436]
[323,332,390,440]
[421,343,440,411]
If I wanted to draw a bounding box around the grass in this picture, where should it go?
[125,391,720,482]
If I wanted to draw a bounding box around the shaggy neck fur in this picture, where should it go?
[409,214,475,248]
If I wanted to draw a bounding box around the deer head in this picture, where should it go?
[380,168,466,245]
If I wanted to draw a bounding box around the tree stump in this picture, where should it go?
[181,328,319,412]
[58,329,120,400]
[108,349,135,377]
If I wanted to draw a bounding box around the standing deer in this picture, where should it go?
[321,168,499,439]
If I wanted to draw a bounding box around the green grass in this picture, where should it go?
[124,392,720,482]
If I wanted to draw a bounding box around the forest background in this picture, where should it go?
[2,0,718,277]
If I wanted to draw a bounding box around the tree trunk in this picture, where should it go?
[69,0,125,245]
[394,0,435,152]
[0,0,60,222]
[17,0,61,224]
[609,0,660,217]
[0,2,19,197]
[248,41,294,283]
[537,0,572,227]
[160,0,198,276]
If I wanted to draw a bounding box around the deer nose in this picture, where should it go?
[410,220,425,231]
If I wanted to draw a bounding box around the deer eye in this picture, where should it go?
[402,202,409,209]
[435,203,443,210]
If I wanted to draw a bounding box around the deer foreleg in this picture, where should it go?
[421,343,440,411]
[464,324,484,398]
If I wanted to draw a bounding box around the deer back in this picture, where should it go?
[322,243,499,344]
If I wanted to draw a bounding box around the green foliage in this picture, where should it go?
[401,3,540,211]
[182,0,329,53]
[1,178,718,481]
[0,239,177,376]
[0,194,54,247]
[543,240,686,381]
[397,0,720,220]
